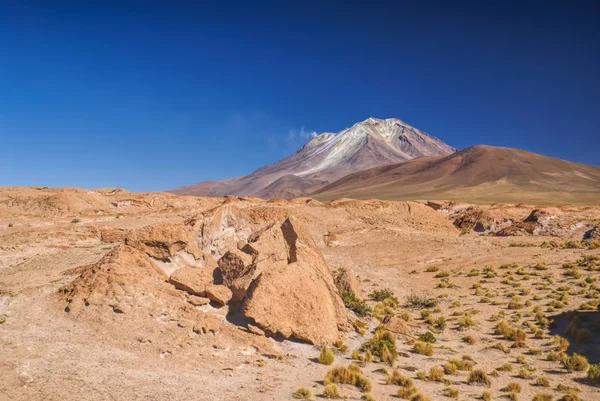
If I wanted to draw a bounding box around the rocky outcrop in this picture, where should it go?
[125,222,202,260]
[453,209,497,232]
[334,267,363,300]
[61,245,170,316]
[100,228,128,243]
[189,205,253,259]
[59,244,277,355]
[169,267,215,296]
[216,217,348,344]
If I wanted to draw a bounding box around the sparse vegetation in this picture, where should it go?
[561,353,589,372]
[318,345,335,365]
[413,341,434,356]
[360,329,397,364]
[340,290,371,317]
[369,288,397,302]
[405,293,438,309]
[322,383,340,399]
[324,364,372,392]
[293,388,312,399]
[442,386,459,398]
[467,369,491,386]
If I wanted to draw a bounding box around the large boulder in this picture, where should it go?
[233,217,347,344]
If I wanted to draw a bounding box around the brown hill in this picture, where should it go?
[313,145,600,205]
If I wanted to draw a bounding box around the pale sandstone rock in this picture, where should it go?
[334,267,363,300]
[125,221,203,260]
[189,205,253,258]
[186,295,210,306]
[168,267,215,297]
[239,217,347,344]
[205,284,233,306]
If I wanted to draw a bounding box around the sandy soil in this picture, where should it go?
[1,189,599,401]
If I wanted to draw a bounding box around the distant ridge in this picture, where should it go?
[170,117,455,197]
[312,145,600,205]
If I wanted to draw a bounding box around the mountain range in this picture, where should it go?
[171,118,456,198]
[171,117,600,204]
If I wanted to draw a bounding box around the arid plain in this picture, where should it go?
[1,186,599,401]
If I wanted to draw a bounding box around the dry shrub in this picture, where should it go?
[428,366,444,382]
[293,388,312,399]
[386,370,413,387]
[413,341,434,356]
[324,364,372,392]
[322,384,340,399]
[467,369,491,386]
[318,346,335,365]
[561,353,589,372]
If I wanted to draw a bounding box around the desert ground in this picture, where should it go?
[1,187,599,401]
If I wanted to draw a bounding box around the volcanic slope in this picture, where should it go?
[171,117,455,197]
[313,144,600,205]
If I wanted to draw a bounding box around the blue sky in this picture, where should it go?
[1,1,599,191]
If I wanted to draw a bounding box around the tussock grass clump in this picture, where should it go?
[386,370,413,387]
[558,394,580,401]
[443,362,457,375]
[324,364,372,392]
[408,393,430,401]
[457,313,476,329]
[442,386,459,398]
[361,329,397,364]
[532,393,553,401]
[369,288,397,302]
[467,369,491,386]
[397,385,417,399]
[496,362,513,372]
[361,394,375,401]
[546,350,564,362]
[551,335,569,352]
[490,341,511,354]
[425,266,439,272]
[587,363,600,383]
[418,332,436,343]
[293,388,312,399]
[405,293,438,309]
[322,383,340,399]
[561,353,589,372]
[481,391,492,401]
[447,356,474,371]
[319,346,335,365]
[534,375,550,387]
[508,296,524,309]
[502,382,522,393]
[340,291,371,317]
[413,341,434,356]
[428,366,444,382]
[462,335,476,345]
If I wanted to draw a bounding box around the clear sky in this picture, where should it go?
[1,1,599,191]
